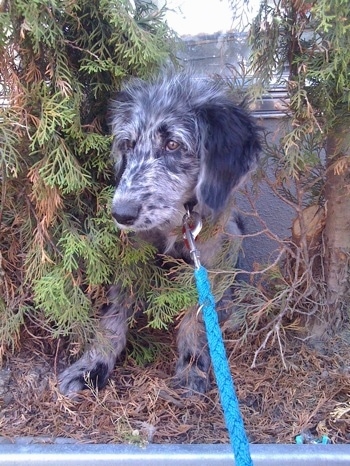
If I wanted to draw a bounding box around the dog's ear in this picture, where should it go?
[196,102,260,213]
[107,89,135,180]
[107,89,134,127]
[112,89,134,104]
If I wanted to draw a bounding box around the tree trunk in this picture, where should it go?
[323,121,350,327]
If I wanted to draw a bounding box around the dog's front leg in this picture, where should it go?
[58,285,133,398]
[174,306,211,395]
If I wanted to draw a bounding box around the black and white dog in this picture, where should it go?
[59,72,261,398]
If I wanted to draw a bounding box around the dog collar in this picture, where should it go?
[184,199,198,214]
[182,205,202,269]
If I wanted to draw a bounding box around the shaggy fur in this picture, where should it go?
[59,73,261,398]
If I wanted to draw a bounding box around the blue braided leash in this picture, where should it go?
[194,265,253,466]
[182,209,253,465]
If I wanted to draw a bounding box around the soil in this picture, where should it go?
[0,320,349,445]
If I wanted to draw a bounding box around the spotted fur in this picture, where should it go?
[59,72,261,398]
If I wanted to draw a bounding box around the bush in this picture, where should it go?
[0,0,178,353]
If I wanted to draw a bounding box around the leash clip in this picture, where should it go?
[182,210,202,269]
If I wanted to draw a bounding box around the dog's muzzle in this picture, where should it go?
[112,202,141,227]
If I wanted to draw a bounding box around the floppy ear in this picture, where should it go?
[107,89,134,131]
[107,89,136,182]
[196,102,261,213]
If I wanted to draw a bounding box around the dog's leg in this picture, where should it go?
[58,285,133,398]
[174,306,211,395]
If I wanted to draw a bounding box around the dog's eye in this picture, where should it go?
[120,139,135,151]
[165,140,180,152]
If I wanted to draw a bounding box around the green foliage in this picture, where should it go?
[33,265,92,335]
[0,113,23,177]
[127,331,172,366]
[0,300,27,354]
[249,0,350,204]
[145,263,197,330]
[0,0,178,351]
[250,0,350,128]
[247,0,350,336]
[249,0,350,176]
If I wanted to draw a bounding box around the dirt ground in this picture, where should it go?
[0,319,349,446]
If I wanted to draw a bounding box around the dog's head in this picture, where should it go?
[109,73,260,231]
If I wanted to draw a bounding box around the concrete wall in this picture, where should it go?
[237,118,294,272]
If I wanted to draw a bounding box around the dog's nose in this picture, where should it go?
[112,203,140,226]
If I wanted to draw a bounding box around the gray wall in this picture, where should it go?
[237,118,294,273]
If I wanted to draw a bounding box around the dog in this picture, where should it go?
[59,72,261,398]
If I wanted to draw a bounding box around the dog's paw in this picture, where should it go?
[58,350,116,398]
[173,368,211,396]
[174,353,211,396]
[59,361,110,398]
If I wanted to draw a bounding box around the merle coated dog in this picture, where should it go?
[59,72,261,398]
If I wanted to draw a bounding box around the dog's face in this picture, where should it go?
[109,74,260,232]
[110,84,201,231]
